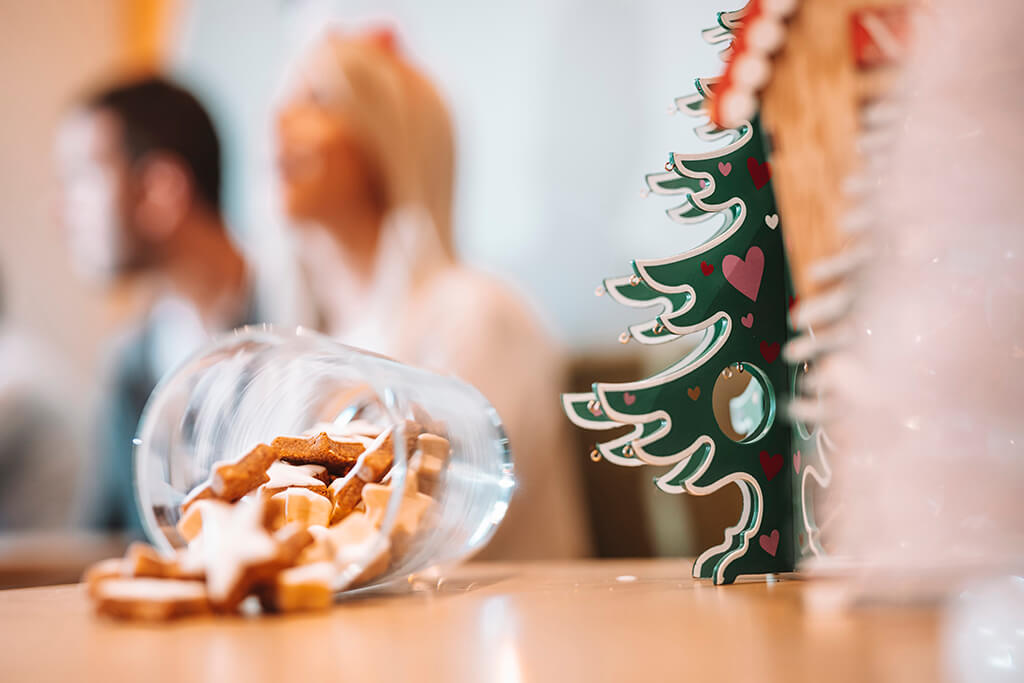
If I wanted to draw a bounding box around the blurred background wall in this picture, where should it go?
[2,1,118,395]
[0,0,177,396]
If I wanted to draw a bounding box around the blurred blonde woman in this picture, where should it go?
[275,30,590,559]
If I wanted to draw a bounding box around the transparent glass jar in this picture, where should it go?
[133,326,514,593]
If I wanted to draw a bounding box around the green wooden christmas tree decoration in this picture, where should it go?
[562,8,828,584]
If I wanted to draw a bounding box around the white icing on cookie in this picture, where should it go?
[280,561,334,585]
[198,501,280,603]
[98,578,207,601]
[304,421,382,441]
[265,460,327,489]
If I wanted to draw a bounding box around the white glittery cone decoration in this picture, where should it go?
[819,0,1024,596]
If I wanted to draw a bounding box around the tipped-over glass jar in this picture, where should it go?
[134,327,514,595]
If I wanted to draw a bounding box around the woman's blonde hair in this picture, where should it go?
[303,31,455,258]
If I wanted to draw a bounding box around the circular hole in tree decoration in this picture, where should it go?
[790,358,814,441]
[711,362,775,443]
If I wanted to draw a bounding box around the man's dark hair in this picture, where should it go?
[84,76,222,212]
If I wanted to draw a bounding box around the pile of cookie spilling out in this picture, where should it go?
[85,420,450,620]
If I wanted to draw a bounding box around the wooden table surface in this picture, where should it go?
[0,559,942,682]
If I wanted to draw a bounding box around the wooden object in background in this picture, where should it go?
[567,355,654,558]
[759,0,904,300]
[120,0,178,71]
[568,355,743,560]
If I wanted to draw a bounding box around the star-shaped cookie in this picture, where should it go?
[362,469,434,540]
[198,500,301,610]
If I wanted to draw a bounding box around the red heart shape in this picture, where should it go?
[747,157,771,189]
[760,341,780,363]
[741,313,754,328]
[759,529,780,557]
[623,392,636,406]
[700,261,714,276]
[759,451,783,481]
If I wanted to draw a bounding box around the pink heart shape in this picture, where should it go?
[740,313,754,328]
[718,161,732,176]
[623,392,636,406]
[699,179,707,189]
[793,450,801,473]
[722,246,765,302]
[759,529,780,557]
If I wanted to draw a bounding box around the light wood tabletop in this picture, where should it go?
[0,558,941,682]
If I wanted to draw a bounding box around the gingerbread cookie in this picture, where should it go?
[296,525,333,565]
[362,470,434,556]
[262,493,288,532]
[259,561,335,613]
[363,470,433,531]
[271,487,332,529]
[370,420,425,465]
[180,482,216,514]
[122,542,205,581]
[261,460,329,497]
[176,498,215,542]
[210,443,278,501]
[176,537,206,580]
[84,557,126,598]
[198,499,295,611]
[325,512,392,588]
[124,542,176,579]
[356,430,396,481]
[272,432,366,474]
[87,416,453,621]
[412,433,450,495]
[262,497,286,532]
[327,476,364,526]
[274,523,315,563]
[327,429,395,524]
[349,547,391,587]
[94,578,211,621]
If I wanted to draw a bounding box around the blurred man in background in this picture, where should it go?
[57,76,257,537]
